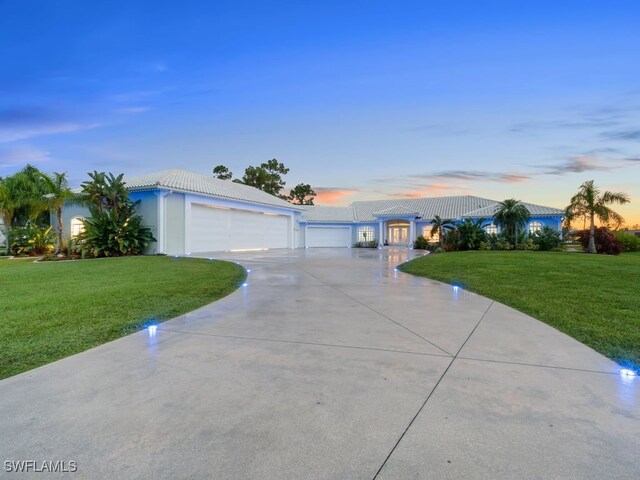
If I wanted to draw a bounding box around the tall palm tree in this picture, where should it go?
[430,215,455,248]
[566,180,630,254]
[41,172,76,254]
[494,198,530,246]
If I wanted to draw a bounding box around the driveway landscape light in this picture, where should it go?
[620,368,636,379]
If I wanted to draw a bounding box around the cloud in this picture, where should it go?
[509,118,622,133]
[114,107,151,114]
[414,170,531,183]
[509,102,639,134]
[314,187,360,205]
[384,184,462,198]
[541,156,615,175]
[601,130,640,141]
[0,144,51,167]
[0,106,100,143]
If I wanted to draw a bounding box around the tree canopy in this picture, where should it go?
[213,159,316,204]
[212,165,233,180]
[288,183,316,205]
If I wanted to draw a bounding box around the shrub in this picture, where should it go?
[443,229,459,251]
[495,238,513,250]
[80,208,155,257]
[413,235,431,250]
[530,226,562,251]
[479,241,492,251]
[79,171,155,257]
[353,240,378,249]
[455,218,488,251]
[10,224,55,256]
[515,238,539,251]
[615,231,640,252]
[578,228,623,255]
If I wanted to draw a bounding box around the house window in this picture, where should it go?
[70,217,85,238]
[529,221,542,234]
[357,226,375,242]
[485,223,498,235]
[422,226,438,242]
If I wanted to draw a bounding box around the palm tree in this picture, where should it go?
[430,215,455,248]
[455,218,488,250]
[566,180,630,254]
[41,172,76,254]
[494,198,530,246]
[0,178,18,254]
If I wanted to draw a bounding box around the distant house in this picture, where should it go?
[59,169,564,255]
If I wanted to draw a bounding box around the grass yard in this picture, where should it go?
[399,251,640,370]
[0,256,245,379]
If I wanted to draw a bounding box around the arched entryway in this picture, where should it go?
[386,219,410,245]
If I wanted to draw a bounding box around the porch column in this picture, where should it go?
[379,220,384,246]
[409,219,415,248]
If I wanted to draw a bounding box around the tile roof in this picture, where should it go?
[372,206,421,216]
[125,169,303,211]
[464,202,564,217]
[350,196,498,222]
[300,206,355,223]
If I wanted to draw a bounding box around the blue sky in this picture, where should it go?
[1,0,639,222]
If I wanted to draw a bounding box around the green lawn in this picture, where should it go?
[399,251,639,369]
[0,256,246,379]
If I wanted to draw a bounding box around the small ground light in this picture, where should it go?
[242,282,248,287]
[148,325,157,337]
[620,368,636,379]
[246,269,251,273]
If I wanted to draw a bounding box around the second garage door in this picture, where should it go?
[190,204,290,252]
[306,226,352,248]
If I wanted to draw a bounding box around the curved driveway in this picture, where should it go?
[1,248,638,479]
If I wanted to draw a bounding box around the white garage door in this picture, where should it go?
[190,204,290,252]
[306,226,351,248]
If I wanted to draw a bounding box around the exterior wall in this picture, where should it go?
[415,221,434,239]
[295,218,305,248]
[129,191,158,253]
[164,193,185,255]
[527,216,563,234]
[353,223,380,244]
[55,204,92,240]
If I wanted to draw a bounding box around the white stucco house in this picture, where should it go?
[58,168,565,255]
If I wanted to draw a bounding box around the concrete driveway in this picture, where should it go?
[1,248,638,479]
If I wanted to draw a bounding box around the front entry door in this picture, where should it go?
[389,226,408,244]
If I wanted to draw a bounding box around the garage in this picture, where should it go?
[306,226,351,248]
[190,203,290,252]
